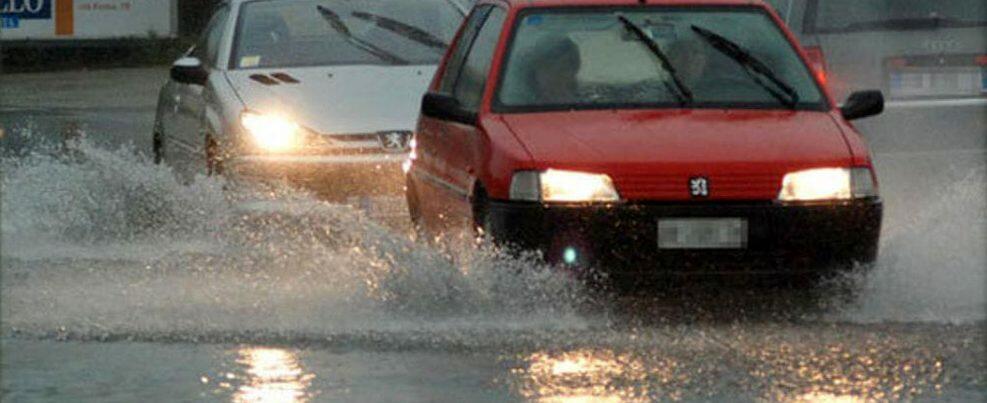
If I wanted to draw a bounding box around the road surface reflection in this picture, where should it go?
[232,347,314,403]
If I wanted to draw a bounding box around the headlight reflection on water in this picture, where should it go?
[232,347,315,403]
[514,349,657,402]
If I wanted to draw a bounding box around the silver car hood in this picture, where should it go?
[226,65,436,135]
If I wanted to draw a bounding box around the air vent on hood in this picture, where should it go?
[270,72,300,84]
[249,74,280,86]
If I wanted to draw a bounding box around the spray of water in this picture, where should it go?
[1,135,984,345]
[840,165,986,324]
[1,138,591,343]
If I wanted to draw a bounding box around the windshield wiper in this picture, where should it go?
[350,11,449,52]
[316,5,409,65]
[843,16,968,31]
[616,14,693,106]
[690,25,799,109]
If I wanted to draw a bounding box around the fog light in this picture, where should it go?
[563,247,579,265]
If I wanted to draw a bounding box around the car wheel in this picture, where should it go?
[471,186,493,239]
[406,178,426,238]
[205,133,223,176]
[152,123,164,165]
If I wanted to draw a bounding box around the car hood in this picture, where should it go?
[501,109,855,201]
[226,65,436,135]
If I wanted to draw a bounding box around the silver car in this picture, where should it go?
[153,0,466,191]
[769,0,986,151]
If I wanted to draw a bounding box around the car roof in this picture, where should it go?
[498,0,766,8]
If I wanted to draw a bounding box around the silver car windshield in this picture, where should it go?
[231,0,463,69]
[808,0,987,33]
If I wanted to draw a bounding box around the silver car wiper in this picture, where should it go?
[690,24,799,109]
[616,14,693,106]
[316,5,410,65]
[350,11,449,52]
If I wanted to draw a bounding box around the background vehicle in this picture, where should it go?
[768,0,986,152]
[153,0,466,192]
[406,0,885,279]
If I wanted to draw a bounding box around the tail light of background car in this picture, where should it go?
[803,45,829,87]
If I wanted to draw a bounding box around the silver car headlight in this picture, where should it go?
[510,169,621,202]
[778,167,876,202]
[240,111,302,152]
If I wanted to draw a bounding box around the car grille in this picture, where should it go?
[613,172,781,200]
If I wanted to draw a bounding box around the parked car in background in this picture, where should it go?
[768,0,986,151]
[406,0,886,282]
[153,0,467,194]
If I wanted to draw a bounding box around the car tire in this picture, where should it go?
[471,186,493,240]
[406,178,426,238]
[152,123,164,165]
[204,132,223,176]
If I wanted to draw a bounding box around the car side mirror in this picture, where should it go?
[171,57,209,86]
[841,90,884,121]
[421,92,477,126]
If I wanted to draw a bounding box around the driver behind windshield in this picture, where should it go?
[519,35,582,105]
[666,36,710,89]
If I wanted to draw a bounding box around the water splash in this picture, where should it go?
[1,139,590,341]
[839,165,986,324]
[2,139,984,345]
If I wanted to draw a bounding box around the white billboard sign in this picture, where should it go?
[1,0,177,41]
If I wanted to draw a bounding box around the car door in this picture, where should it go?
[168,4,230,167]
[442,5,507,223]
[415,5,494,229]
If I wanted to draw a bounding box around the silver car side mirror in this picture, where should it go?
[171,57,208,86]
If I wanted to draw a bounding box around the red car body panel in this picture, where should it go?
[495,109,856,201]
[410,0,879,239]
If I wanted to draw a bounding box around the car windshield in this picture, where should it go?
[495,7,825,112]
[808,0,987,33]
[231,0,463,69]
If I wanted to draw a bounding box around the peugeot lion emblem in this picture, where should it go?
[379,131,410,153]
[689,177,709,197]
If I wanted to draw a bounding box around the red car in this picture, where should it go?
[405,0,885,278]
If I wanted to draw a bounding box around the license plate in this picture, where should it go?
[658,218,747,249]
[889,68,985,98]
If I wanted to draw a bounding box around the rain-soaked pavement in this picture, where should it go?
[1,69,985,402]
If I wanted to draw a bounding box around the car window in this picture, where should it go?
[763,0,793,21]
[438,5,493,94]
[230,0,464,69]
[193,5,231,67]
[806,0,987,33]
[495,7,824,112]
[452,7,506,111]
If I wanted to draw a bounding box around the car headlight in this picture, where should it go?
[240,111,302,152]
[510,169,621,202]
[778,167,877,202]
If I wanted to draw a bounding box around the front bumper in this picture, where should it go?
[226,154,406,194]
[485,199,883,276]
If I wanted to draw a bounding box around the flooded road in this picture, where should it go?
[1,69,985,402]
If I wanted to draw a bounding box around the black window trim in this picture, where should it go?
[195,2,231,68]
[449,5,507,111]
[490,5,830,114]
[438,5,494,95]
